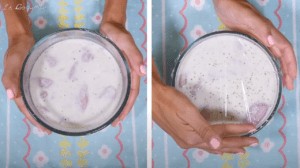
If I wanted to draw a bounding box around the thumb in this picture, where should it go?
[178,95,222,149]
[197,123,222,150]
[2,70,22,99]
[119,39,146,77]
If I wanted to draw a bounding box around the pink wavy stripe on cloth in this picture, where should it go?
[23,118,31,168]
[138,0,147,52]
[115,123,125,168]
[152,122,154,168]
[179,1,191,167]
[28,0,33,14]
[274,0,283,29]
[152,140,154,168]
[183,149,190,168]
[274,0,287,167]
[179,0,189,52]
[278,95,287,168]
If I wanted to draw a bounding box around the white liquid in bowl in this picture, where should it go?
[174,33,280,130]
[29,39,124,132]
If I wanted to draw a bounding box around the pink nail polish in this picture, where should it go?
[6,89,14,99]
[250,142,258,147]
[140,65,146,75]
[267,35,275,46]
[210,138,220,149]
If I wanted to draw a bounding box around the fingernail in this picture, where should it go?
[248,128,256,133]
[140,65,146,75]
[250,142,258,147]
[210,138,220,149]
[6,89,14,99]
[267,35,275,46]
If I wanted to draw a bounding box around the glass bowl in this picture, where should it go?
[21,28,130,136]
[172,31,282,136]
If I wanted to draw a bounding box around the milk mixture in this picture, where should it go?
[30,39,124,130]
[175,33,280,128]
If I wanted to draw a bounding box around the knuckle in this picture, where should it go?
[1,75,7,84]
[183,135,198,147]
[197,126,212,139]
[1,74,10,87]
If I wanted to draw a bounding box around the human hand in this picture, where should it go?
[2,34,51,134]
[213,0,297,90]
[100,22,146,126]
[152,64,258,154]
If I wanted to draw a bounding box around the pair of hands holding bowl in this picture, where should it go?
[1,0,145,134]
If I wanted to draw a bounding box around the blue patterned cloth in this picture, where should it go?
[0,0,147,167]
[152,0,300,167]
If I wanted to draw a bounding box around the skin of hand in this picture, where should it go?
[213,0,297,90]
[152,62,258,154]
[100,0,146,126]
[1,0,51,134]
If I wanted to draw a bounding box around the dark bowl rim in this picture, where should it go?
[171,30,282,136]
[20,28,131,136]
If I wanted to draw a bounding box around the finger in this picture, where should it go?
[197,148,222,155]
[279,46,297,90]
[14,97,51,134]
[107,31,145,77]
[233,14,297,89]
[179,102,221,149]
[2,51,23,98]
[281,44,297,79]
[212,124,256,137]
[269,44,295,90]
[269,30,297,89]
[121,39,146,77]
[197,136,258,152]
[119,72,140,121]
[221,148,246,154]
[2,72,21,99]
[277,58,288,88]
[221,137,258,148]
[271,29,297,77]
[284,75,294,90]
[246,18,273,48]
[111,118,120,127]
